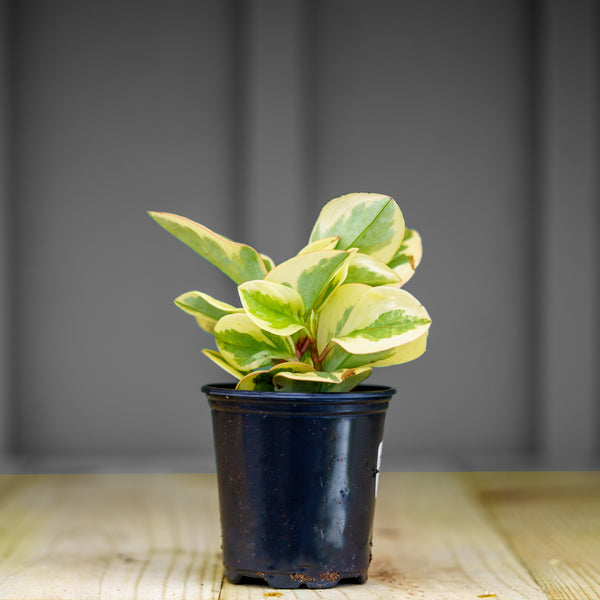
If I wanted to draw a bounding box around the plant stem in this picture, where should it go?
[300,311,323,369]
[317,341,335,365]
[310,341,322,371]
[295,335,310,361]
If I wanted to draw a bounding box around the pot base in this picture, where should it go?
[225,566,368,589]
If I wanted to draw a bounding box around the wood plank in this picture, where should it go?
[371,473,546,599]
[472,472,600,600]
[6,472,595,599]
[220,472,547,599]
[0,474,223,600]
[467,471,600,494]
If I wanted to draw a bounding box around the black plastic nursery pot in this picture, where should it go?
[202,383,395,589]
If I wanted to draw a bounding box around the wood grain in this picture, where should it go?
[472,472,600,600]
[219,473,547,600]
[0,472,597,599]
[0,474,223,600]
[367,473,546,600]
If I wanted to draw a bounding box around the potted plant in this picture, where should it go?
[149,192,431,589]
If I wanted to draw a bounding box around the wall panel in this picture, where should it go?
[14,0,237,456]
[313,0,535,460]
[0,0,596,467]
[537,0,600,461]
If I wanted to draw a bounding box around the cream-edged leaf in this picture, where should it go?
[238,280,305,336]
[332,286,431,354]
[344,253,402,286]
[214,313,296,371]
[148,211,267,284]
[316,283,371,355]
[364,331,428,367]
[272,366,372,393]
[309,193,405,263]
[202,349,246,380]
[236,362,314,391]
[272,369,342,392]
[318,366,373,392]
[297,236,339,255]
[265,250,351,313]
[174,291,242,333]
[332,330,429,370]
[387,229,423,287]
[261,253,276,272]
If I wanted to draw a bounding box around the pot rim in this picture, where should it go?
[201,382,396,401]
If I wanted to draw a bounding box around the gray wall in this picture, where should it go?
[0,0,598,470]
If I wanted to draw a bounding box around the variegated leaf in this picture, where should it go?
[309,193,405,263]
[272,366,372,393]
[332,286,431,354]
[264,250,351,314]
[236,362,314,391]
[201,349,246,380]
[364,331,428,367]
[318,366,373,392]
[272,369,341,392]
[387,228,423,287]
[330,330,429,370]
[238,280,306,336]
[148,211,267,284]
[316,283,371,355]
[174,291,242,334]
[261,253,276,272]
[214,313,296,371]
[297,236,339,255]
[344,253,401,286]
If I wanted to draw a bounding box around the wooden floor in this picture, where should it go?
[0,471,598,599]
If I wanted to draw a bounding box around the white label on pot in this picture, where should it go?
[375,442,383,499]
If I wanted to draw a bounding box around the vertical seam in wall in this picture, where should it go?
[229,0,248,244]
[527,0,544,457]
[4,0,19,456]
[0,0,10,457]
[594,0,600,457]
[302,0,318,227]
[534,0,600,460]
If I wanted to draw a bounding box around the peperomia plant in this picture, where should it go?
[149,193,431,392]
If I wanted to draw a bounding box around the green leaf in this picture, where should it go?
[387,229,423,287]
[297,236,339,255]
[148,211,267,285]
[236,362,314,391]
[202,349,246,380]
[265,250,351,314]
[238,280,306,336]
[331,286,431,354]
[174,291,242,334]
[344,253,401,286]
[309,193,405,263]
[214,313,296,371]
